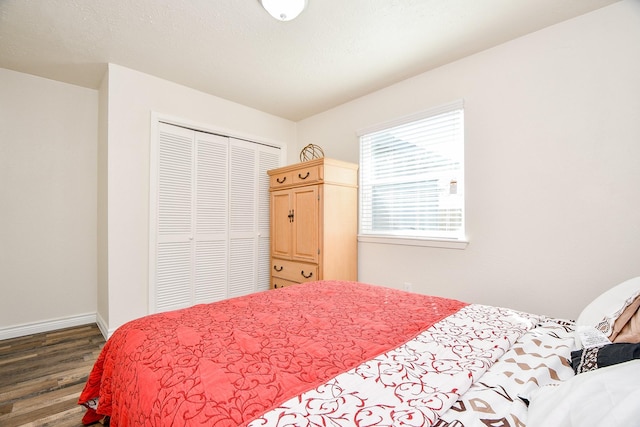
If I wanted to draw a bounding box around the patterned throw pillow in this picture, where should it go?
[575,277,640,346]
[571,343,640,374]
[612,301,640,343]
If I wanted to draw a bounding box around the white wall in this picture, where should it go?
[2,1,638,337]
[0,68,98,338]
[102,64,297,334]
[297,0,640,319]
[97,71,110,333]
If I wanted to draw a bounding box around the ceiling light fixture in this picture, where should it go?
[259,0,308,21]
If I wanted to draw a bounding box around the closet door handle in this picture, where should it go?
[288,209,294,222]
[301,270,313,279]
[277,176,287,184]
[298,172,310,180]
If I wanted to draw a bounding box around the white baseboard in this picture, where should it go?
[95,312,114,339]
[0,313,97,341]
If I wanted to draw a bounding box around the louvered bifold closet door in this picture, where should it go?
[228,139,258,298]
[153,124,229,313]
[151,122,282,313]
[155,123,194,312]
[228,139,282,297]
[257,147,281,291]
[194,131,229,304]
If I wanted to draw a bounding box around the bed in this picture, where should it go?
[79,278,640,427]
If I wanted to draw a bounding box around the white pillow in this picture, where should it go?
[575,277,640,346]
[527,360,640,427]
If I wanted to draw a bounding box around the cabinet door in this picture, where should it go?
[257,149,282,291]
[155,124,194,312]
[194,131,229,304]
[271,189,292,259]
[228,139,281,297]
[292,186,319,263]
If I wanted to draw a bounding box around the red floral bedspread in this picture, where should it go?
[79,280,467,426]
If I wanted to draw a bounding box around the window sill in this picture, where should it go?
[358,235,469,250]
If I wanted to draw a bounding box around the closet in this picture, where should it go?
[149,122,281,313]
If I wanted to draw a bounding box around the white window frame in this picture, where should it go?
[357,100,468,250]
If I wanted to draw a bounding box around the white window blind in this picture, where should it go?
[359,100,465,241]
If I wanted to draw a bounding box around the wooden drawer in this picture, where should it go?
[292,165,321,186]
[269,162,323,189]
[271,258,318,283]
[270,171,292,189]
[271,277,298,289]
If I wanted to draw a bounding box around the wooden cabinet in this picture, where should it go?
[268,158,358,289]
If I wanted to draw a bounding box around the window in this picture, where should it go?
[358,100,465,246]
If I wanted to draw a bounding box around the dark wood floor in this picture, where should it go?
[0,324,105,427]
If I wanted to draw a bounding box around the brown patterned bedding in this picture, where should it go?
[248,307,576,426]
[435,318,576,426]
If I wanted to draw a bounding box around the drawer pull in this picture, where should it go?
[298,171,310,180]
[276,176,287,184]
[301,270,313,279]
[273,265,283,272]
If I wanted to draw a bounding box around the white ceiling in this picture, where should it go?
[0,0,619,121]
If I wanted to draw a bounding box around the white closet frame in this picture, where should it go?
[149,115,283,314]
